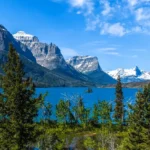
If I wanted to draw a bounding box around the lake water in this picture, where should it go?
[36,87,140,109]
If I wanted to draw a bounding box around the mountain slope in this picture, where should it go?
[0,25,94,87]
[107,66,150,83]
[67,56,116,84]
[13,31,72,70]
[13,31,94,84]
[0,25,36,62]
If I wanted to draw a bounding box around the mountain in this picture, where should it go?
[13,31,70,70]
[13,31,94,84]
[0,25,36,62]
[107,66,150,83]
[66,56,102,74]
[0,25,94,87]
[66,56,116,84]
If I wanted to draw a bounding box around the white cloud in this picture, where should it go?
[68,0,94,15]
[96,47,120,56]
[97,47,116,51]
[86,15,100,30]
[132,26,142,32]
[128,0,138,6]
[100,23,127,36]
[51,0,150,36]
[104,52,121,56]
[69,0,85,7]
[135,8,150,21]
[61,47,79,58]
[51,0,94,15]
[101,0,112,16]
[127,0,150,7]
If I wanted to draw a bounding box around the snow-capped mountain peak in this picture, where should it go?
[13,31,69,70]
[107,66,150,83]
[66,55,116,84]
[13,31,39,42]
[66,55,102,74]
[14,31,33,37]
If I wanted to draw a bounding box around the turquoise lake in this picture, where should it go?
[36,87,140,109]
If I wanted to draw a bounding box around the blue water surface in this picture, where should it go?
[36,87,140,109]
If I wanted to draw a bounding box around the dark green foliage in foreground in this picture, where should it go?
[73,96,90,126]
[92,100,112,127]
[122,84,150,150]
[56,99,71,124]
[0,44,43,150]
[114,75,124,126]
[92,103,99,124]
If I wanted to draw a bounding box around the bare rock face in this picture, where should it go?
[13,31,68,70]
[66,56,102,74]
[67,56,116,84]
[0,25,36,62]
[13,31,39,42]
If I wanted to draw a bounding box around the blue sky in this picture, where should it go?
[1,0,150,71]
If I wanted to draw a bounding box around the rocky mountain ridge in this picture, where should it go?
[66,56,102,74]
[67,56,116,84]
[0,25,95,87]
[13,31,69,70]
[0,25,36,62]
[107,66,150,83]
[13,30,116,85]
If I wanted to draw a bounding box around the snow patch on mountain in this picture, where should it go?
[66,56,102,74]
[107,66,150,83]
[13,31,39,43]
[67,56,116,84]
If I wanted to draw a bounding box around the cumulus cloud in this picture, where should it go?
[52,0,94,14]
[69,0,85,7]
[86,15,100,30]
[135,8,150,21]
[100,23,127,37]
[127,0,138,6]
[101,0,112,16]
[67,0,94,15]
[51,0,150,36]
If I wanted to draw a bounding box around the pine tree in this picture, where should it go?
[73,96,90,126]
[93,103,99,124]
[98,100,112,125]
[56,100,70,125]
[0,44,43,149]
[43,102,52,123]
[123,84,150,150]
[114,75,124,125]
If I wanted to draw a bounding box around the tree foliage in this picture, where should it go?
[0,44,43,149]
[122,84,150,150]
[114,75,124,126]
